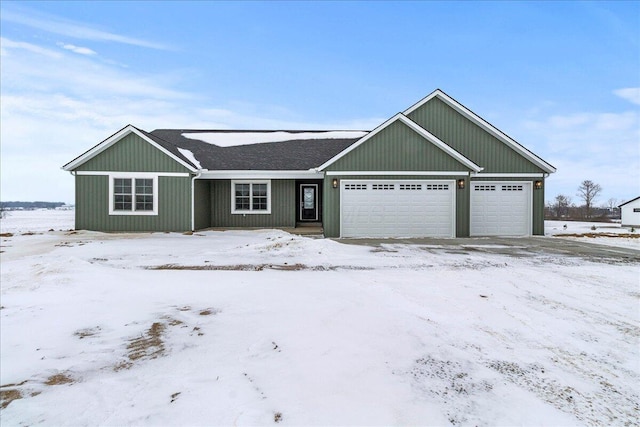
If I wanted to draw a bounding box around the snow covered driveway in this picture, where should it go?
[1,226,639,425]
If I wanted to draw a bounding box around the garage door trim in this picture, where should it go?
[339,179,456,238]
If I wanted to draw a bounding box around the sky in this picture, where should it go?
[1,1,638,206]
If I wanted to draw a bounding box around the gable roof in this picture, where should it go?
[404,89,556,174]
[618,196,640,208]
[62,125,199,172]
[316,113,483,172]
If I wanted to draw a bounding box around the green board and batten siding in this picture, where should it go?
[207,180,296,228]
[322,119,473,238]
[408,97,547,235]
[74,132,193,232]
[407,97,545,174]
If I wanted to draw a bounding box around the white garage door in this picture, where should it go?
[470,182,532,236]
[341,180,455,238]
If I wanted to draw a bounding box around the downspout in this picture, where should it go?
[191,171,202,231]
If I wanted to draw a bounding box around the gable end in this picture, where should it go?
[62,125,197,173]
[318,113,481,172]
[405,90,556,174]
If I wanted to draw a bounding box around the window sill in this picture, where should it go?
[231,210,271,215]
[109,211,158,216]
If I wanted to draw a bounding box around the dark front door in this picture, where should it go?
[300,184,318,221]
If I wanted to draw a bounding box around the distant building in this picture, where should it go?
[618,197,640,227]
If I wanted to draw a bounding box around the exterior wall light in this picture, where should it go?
[534,180,543,190]
[457,179,465,189]
[332,178,338,189]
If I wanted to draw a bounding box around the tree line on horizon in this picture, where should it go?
[545,180,622,221]
[0,201,67,210]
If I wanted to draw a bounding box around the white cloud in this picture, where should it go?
[522,108,640,204]
[614,87,640,105]
[1,8,169,50]
[0,37,378,203]
[0,37,62,58]
[57,42,96,56]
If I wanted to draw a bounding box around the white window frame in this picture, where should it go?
[108,173,159,216]
[231,180,271,214]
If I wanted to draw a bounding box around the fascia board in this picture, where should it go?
[404,89,557,174]
[618,196,640,208]
[62,124,134,171]
[62,125,198,173]
[402,89,441,116]
[199,170,324,179]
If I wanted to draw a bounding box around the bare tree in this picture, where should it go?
[553,194,572,218]
[577,180,602,219]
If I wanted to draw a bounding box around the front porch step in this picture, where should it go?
[296,222,322,227]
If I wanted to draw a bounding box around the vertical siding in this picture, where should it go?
[76,133,190,173]
[73,132,193,232]
[456,177,470,237]
[209,180,296,228]
[408,97,545,174]
[193,180,211,230]
[327,120,469,172]
[533,182,545,235]
[323,178,340,237]
[75,175,191,232]
[76,175,108,230]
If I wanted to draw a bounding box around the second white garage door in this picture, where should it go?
[470,181,532,236]
[341,180,455,238]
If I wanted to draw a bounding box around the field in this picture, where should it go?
[1,210,639,426]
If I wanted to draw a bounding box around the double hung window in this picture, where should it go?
[109,175,158,215]
[231,180,271,214]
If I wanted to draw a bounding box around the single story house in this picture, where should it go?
[62,89,556,238]
[619,197,640,227]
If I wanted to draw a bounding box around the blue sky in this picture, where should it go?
[1,1,638,206]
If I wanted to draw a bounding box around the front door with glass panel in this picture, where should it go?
[300,184,318,221]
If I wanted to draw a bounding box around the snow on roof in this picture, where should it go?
[181,131,368,147]
[177,148,202,169]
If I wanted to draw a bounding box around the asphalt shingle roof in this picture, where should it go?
[148,129,365,170]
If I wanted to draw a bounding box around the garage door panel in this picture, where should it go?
[470,182,531,236]
[341,180,455,238]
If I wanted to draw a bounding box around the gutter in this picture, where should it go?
[191,171,203,231]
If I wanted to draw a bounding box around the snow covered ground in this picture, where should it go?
[546,220,639,250]
[1,210,639,426]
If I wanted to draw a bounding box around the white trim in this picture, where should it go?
[201,170,324,179]
[339,179,456,238]
[75,171,190,177]
[231,180,272,215]
[191,171,203,231]
[108,174,159,216]
[62,125,198,173]
[316,113,482,173]
[472,173,544,178]
[469,180,533,237]
[404,90,556,174]
[326,171,469,176]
